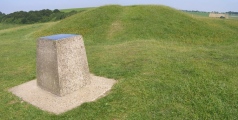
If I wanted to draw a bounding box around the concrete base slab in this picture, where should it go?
[9,74,116,115]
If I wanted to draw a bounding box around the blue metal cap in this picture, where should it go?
[41,34,78,40]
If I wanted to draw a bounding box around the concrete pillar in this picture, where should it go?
[36,34,90,96]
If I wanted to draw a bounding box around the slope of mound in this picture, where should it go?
[35,5,123,44]
[35,5,238,45]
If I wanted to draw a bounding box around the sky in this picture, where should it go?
[1,0,238,14]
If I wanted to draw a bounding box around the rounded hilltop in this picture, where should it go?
[36,5,238,44]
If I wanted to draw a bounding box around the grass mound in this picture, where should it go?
[1,5,238,119]
[36,5,238,44]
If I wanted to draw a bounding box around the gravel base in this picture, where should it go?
[9,74,116,115]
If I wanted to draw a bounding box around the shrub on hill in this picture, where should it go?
[0,9,78,24]
[0,12,5,21]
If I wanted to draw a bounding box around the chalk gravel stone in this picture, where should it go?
[9,75,116,114]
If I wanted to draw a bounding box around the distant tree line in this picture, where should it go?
[182,10,238,14]
[0,12,5,21]
[181,10,209,13]
[0,9,77,24]
[226,11,238,15]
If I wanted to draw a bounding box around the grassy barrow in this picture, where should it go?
[0,5,238,119]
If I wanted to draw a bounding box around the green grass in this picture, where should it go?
[1,5,238,119]
[0,23,23,30]
[60,7,94,13]
[229,14,238,20]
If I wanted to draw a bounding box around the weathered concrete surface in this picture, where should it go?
[9,74,116,115]
[37,34,90,96]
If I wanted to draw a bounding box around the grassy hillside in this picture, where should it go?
[60,7,94,13]
[36,5,238,45]
[0,23,23,30]
[1,5,238,119]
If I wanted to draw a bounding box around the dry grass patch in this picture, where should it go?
[107,20,123,39]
